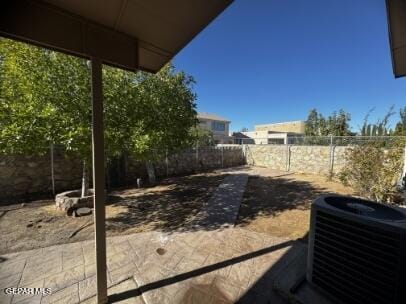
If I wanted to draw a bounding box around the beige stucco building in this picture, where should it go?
[255,120,305,134]
[197,112,234,144]
[236,120,306,145]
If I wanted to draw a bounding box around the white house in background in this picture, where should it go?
[197,112,234,144]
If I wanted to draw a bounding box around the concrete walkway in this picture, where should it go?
[190,173,248,229]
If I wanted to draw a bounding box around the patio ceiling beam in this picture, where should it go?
[0,0,139,71]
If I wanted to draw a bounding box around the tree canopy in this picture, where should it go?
[394,107,406,136]
[0,38,198,191]
[305,108,351,136]
[360,107,397,136]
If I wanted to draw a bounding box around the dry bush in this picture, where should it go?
[339,141,405,203]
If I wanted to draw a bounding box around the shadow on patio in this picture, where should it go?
[108,238,303,303]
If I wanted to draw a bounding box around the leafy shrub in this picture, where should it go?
[339,140,405,203]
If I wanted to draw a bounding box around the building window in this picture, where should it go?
[268,138,285,145]
[212,121,225,131]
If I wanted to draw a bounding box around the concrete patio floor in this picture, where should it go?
[0,228,304,304]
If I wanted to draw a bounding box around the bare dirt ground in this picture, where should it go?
[0,172,226,254]
[236,168,353,240]
[0,167,354,254]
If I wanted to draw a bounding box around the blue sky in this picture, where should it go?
[173,0,406,133]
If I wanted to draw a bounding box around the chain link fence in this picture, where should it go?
[233,136,406,147]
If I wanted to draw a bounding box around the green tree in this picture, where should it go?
[360,107,395,137]
[333,109,351,136]
[318,114,328,135]
[305,109,319,136]
[190,127,214,146]
[305,108,351,136]
[0,38,197,193]
[0,40,59,155]
[366,124,372,136]
[126,64,197,182]
[394,107,406,136]
[360,109,374,136]
[0,39,102,196]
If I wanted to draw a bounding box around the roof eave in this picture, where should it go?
[0,0,234,73]
[386,0,406,78]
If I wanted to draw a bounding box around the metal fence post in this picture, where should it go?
[221,146,224,168]
[329,135,334,178]
[165,149,169,176]
[196,142,199,168]
[242,143,246,164]
[50,143,55,196]
[402,144,406,188]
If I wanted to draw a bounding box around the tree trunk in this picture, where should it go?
[145,160,156,184]
[81,160,89,197]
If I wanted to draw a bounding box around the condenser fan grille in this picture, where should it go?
[312,210,401,304]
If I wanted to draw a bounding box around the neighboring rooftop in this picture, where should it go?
[197,112,231,122]
[255,120,305,134]
[255,120,305,127]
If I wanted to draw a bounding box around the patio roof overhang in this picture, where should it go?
[0,0,232,73]
[0,1,233,303]
[386,0,406,78]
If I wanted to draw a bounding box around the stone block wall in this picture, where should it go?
[289,146,331,175]
[0,146,245,202]
[1,143,367,202]
[0,149,82,203]
[4,144,399,203]
[245,144,350,175]
[245,145,287,171]
[153,146,245,177]
[331,146,349,174]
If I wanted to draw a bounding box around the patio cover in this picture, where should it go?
[0,1,233,303]
[386,0,406,77]
[0,0,232,73]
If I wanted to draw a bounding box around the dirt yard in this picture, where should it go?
[236,168,353,240]
[0,172,226,254]
[0,167,354,254]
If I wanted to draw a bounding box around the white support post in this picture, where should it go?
[91,58,107,304]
